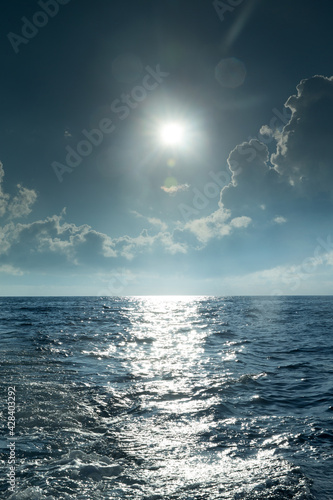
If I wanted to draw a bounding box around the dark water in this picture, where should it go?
[0,296,333,499]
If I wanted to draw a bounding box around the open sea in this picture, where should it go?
[0,296,333,499]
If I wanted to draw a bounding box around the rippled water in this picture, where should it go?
[0,296,333,499]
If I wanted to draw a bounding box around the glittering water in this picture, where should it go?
[0,296,333,499]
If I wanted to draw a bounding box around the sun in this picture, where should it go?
[160,123,185,146]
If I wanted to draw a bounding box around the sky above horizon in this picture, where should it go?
[1,0,333,296]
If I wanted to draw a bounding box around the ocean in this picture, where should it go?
[0,296,332,499]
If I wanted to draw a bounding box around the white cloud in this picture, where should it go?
[114,229,187,260]
[0,162,9,217]
[185,207,230,243]
[130,210,168,231]
[161,183,190,195]
[184,207,251,244]
[220,139,290,219]
[8,184,37,219]
[0,162,37,220]
[0,163,188,272]
[0,211,187,272]
[181,74,333,246]
[230,216,252,228]
[204,75,333,233]
[3,72,333,281]
[0,264,24,275]
[147,217,168,232]
[273,216,287,224]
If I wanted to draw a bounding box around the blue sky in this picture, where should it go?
[1,0,333,295]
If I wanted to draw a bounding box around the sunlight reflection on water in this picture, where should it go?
[1,296,329,498]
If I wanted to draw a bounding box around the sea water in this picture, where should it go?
[0,296,332,499]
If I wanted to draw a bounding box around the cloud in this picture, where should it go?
[220,139,291,219]
[130,210,168,231]
[147,217,168,232]
[0,162,37,220]
[270,75,333,195]
[8,184,38,219]
[0,213,117,270]
[198,75,333,228]
[0,163,189,273]
[230,216,252,228]
[0,211,187,273]
[216,250,333,295]
[161,183,190,195]
[184,206,251,243]
[0,264,24,275]
[3,75,333,280]
[187,75,333,248]
[177,75,333,250]
[273,216,287,224]
[0,162,9,217]
[114,229,187,260]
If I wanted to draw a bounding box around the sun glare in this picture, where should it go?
[160,123,185,146]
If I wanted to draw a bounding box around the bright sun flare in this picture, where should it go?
[160,123,185,146]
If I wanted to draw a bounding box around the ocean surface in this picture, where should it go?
[0,296,333,499]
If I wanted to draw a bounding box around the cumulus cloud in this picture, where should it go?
[204,75,333,225]
[114,229,187,260]
[0,162,37,219]
[161,183,190,195]
[182,138,282,244]
[0,162,189,273]
[0,211,187,273]
[184,206,251,243]
[220,139,291,218]
[187,74,333,247]
[178,75,333,248]
[271,75,333,195]
[273,216,287,224]
[0,162,9,217]
[230,216,252,228]
[0,213,115,268]
[8,185,38,219]
[3,75,333,276]
[148,217,168,232]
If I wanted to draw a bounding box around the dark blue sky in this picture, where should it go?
[1,0,333,295]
